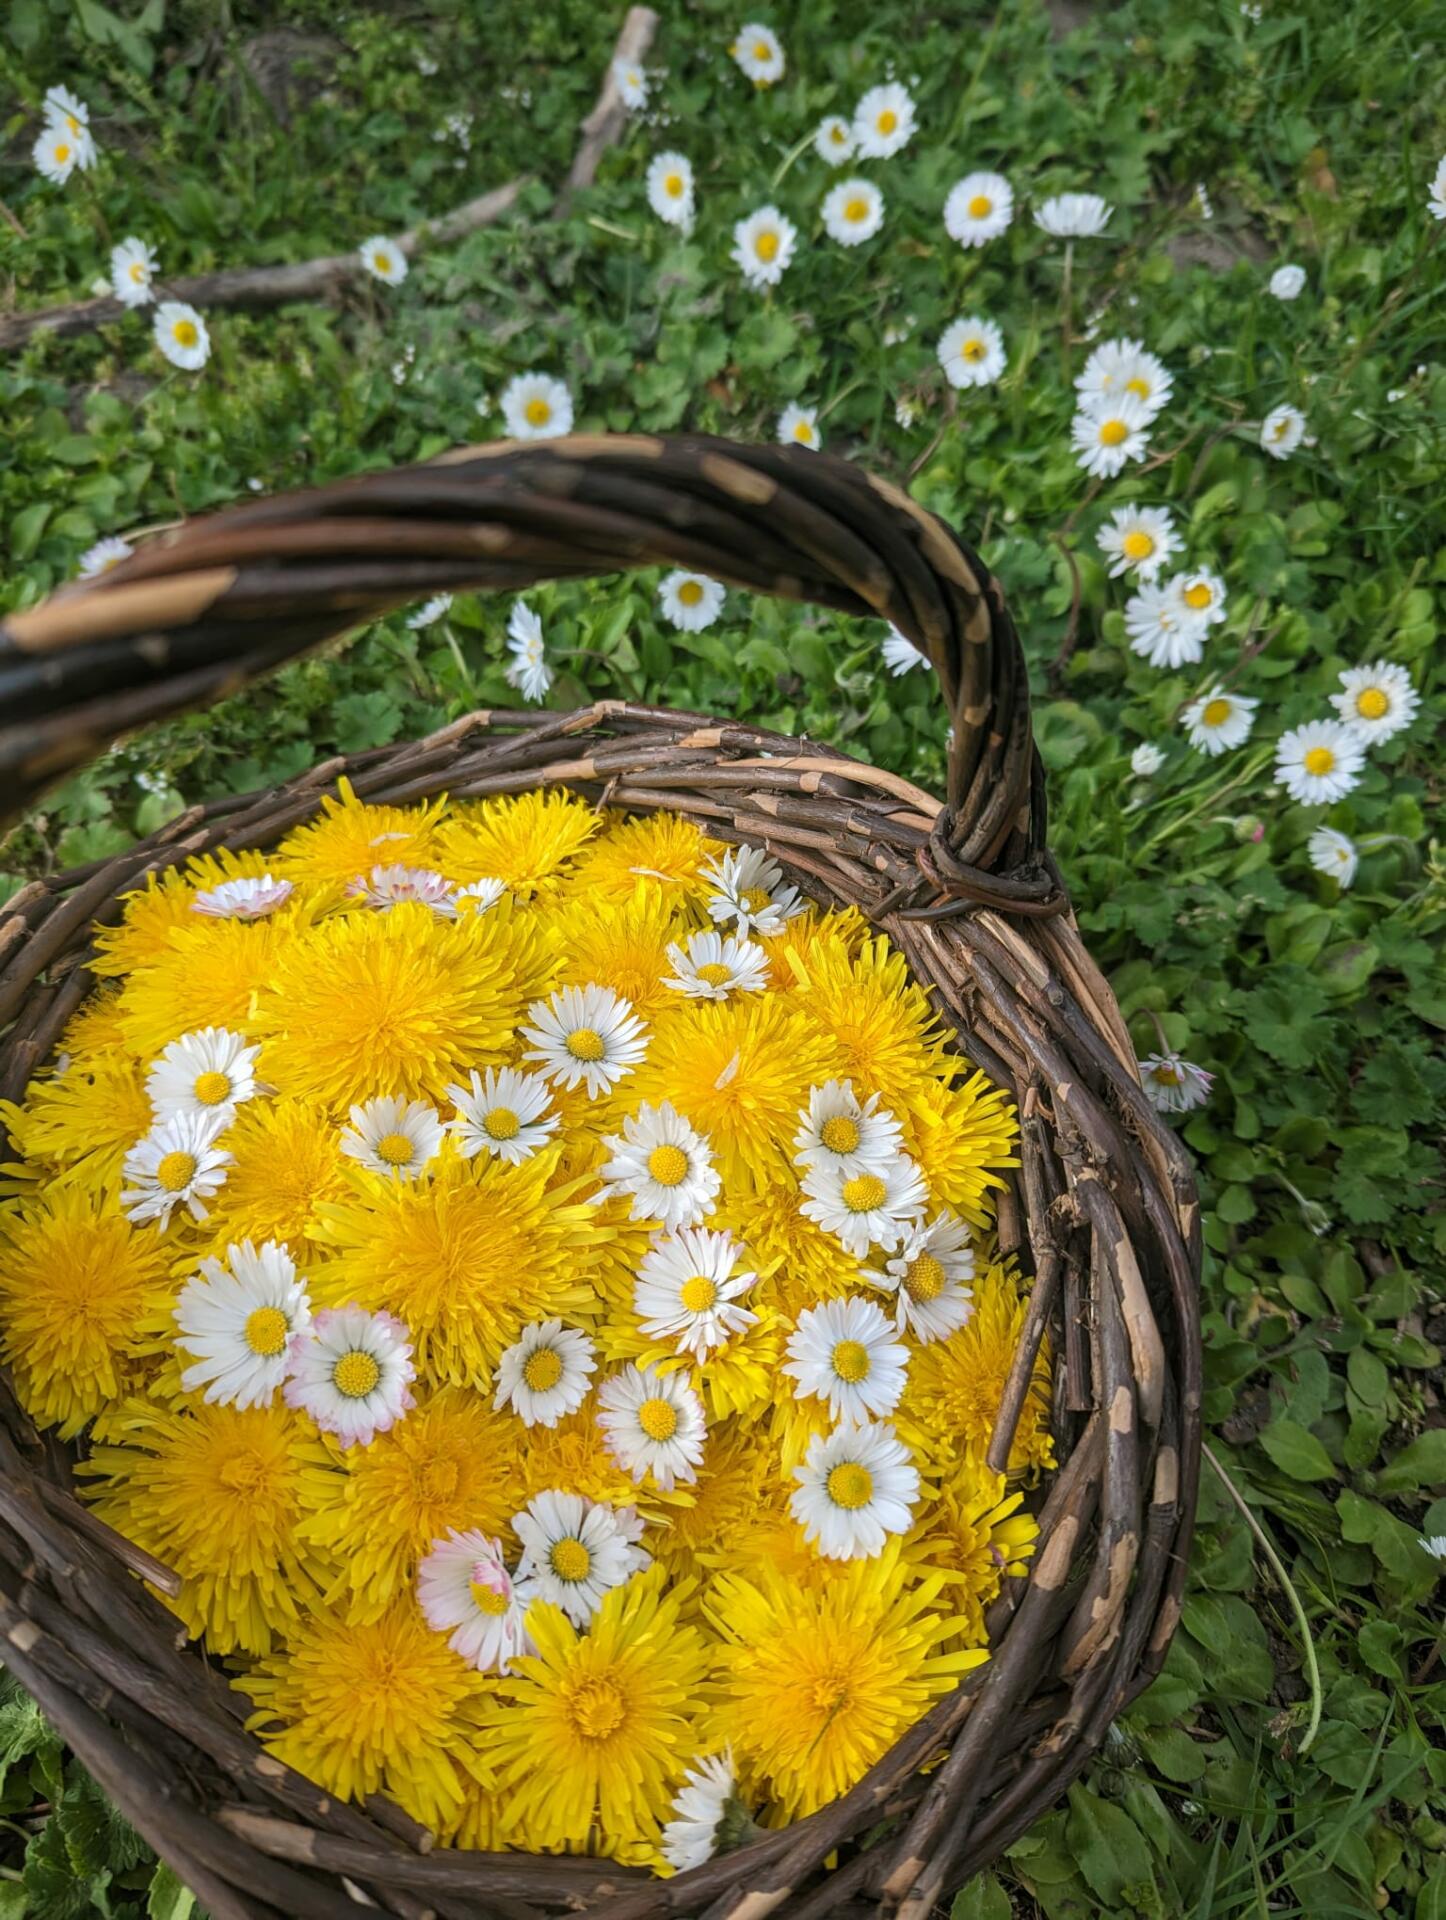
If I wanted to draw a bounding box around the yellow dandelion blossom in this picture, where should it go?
[90,869,200,978]
[454,1785,525,1853]
[0,1053,152,1194]
[196,1098,348,1253]
[649,1420,772,1578]
[554,885,689,1019]
[509,1408,648,1512]
[794,931,959,1110]
[485,1568,708,1854]
[707,1542,983,1820]
[58,985,129,1061]
[915,1464,1039,1646]
[0,1190,169,1436]
[116,916,297,1058]
[565,811,724,904]
[81,1399,338,1653]
[243,1598,493,1834]
[433,790,600,897]
[904,1075,1018,1229]
[274,779,448,887]
[717,1184,864,1321]
[759,905,869,991]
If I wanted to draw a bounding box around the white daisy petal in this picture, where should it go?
[658,570,726,631]
[283,1304,416,1447]
[153,301,210,372]
[1260,404,1306,459]
[1138,1053,1213,1114]
[937,316,1006,389]
[500,372,574,441]
[599,1101,721,1230]
[664,929,770,1000]
[493,1320,596,1427]
[339,1095,444,1179]
[109,237,158,308]
[634,1228,757,1360]
[1274,720,1366,804]
[345,864,457,914]
[822,177,884,246]
[862,1211,976,1341]
[813,116,854,165]
[783,1295,910,1423]
[1034,191,1112,238]
[1180,687,1258,755]
[512,1489,640,1625]
[1071,393,1150,479]
[447,1066,558,1164]
[174,1239,311,1409]
[647,151,695,229]
[1097,505,1180,580]
[793,1079,903,1179]
[190,874,294,919]
[790,1418,920,1559]
[662,1752,748,1872]
[853,83,916,160]
[778,403,822,450]
[359,235,408,285]
[1076,338,1172,421]
[596,1362,707,1490]
[732,206,798,288]
[523,983,648,1097]
[121,1112,232,1229]
[700,844,805,937]
[798,1154,928,1257]
[417,1529,534,1672]
[505,601,553,702]
[147,1026,262,1124]
[731,24,785,86]
[1307,826,1358,888]
[1329,660,1419,744]
[944,172,1014,248]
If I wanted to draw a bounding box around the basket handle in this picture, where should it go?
[0,434,1060,913]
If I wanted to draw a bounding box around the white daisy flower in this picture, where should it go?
[1034,192,1113,238]
[455,876,508,913]
[864,1211,976,1342]
[78,535,133,578]
[658,569,725,631]
[1275,721,1367,804]
[853,82,916,159]
[359,236,408,285]
[1076,338,1173,420]
[778,402,821,449]
[731,23,785,86]
[122,1112,232,1229]
[937,315,1006,389]
[793,1079,903,1180]
[1130,743,1165,778]
[1123,582,1206,670]
[783,1295,910,1423]
[1181,687,1258,754]
[284,1305,415,1447]
[1071,394,1151,478]
[664,929,770,1000]
[943,172,1014,247]
[504,601,552,702]
[799,1155,928,1257]
[43,85,95,150]
[406,593,453,629]
[646,151,695,229]
[633,1228,758,1360]
[109,237,158,308]
[523,983,648,1097]
[1269,264,1306,301]
[173,1239,311,1410]
[448,1066,558,1165]
[345,863,457,914]
[732,205,797,288]
[417,1530,533,1673]
[1260,404,1306,459]
[493,1320,596,1427]
[790,1419,919,1560]
[813,115,855,165]
[1170,569,1228,629]
[1331,660,1419,744]
[1097,505,1179,579]
[662,1752,749,1873]
[512,1489,637,1625]
[596,1363,707,1490]
[153,301,210,372]
[339,1095,444,1179]
[822,177,884,246]
[1420,1532,1446,1561]
[147,1026,262,1123]
[599,1101,721,1231]
[190,874,293,920]
[1430,156,1446,222]
[32,123,87,186]
[700,844,805,937]
[882,624,929,675]
[1138,1053,1213,1114]
[500,372,574,441]
[612,57,648,109]
[1307,826,1358,888]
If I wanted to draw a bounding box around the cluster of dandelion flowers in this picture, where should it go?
[0,783,1050,1867]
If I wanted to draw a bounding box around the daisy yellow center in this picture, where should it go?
[1125,375,1151,400]
[570,1677,626,1740]
[961,338,986,362]
[753,39,771,57]
[1303,746,1336,776]
[172,319,199,348]
[375,1131,415,1166]
[1184,582,1213,610]
[1201,698,1231,727]
[680,1275,718,1312]
[1099,419,1128,447]
[755,231,780,262]
[333,1350,380,1398]
[1356,687,1389,719]
[1122,530,1155,560]
[742,887,772,912]
[565,1027,606,1061]
[374,251,392,272]
[483,1106,520,1140]
[831,1339,871,1383]
[905,1253,947,1303]
[469,1578,510,1617]
[678,579,704,605]
[793,420,815,442]
[192,1070,232,1106]
[845,196,870,222]
[820,1115,861,1155]
[696,961,733,986]
[1273,417,1291,439]
[525,397,553,427]
[244,1306,290,1356]
[842,1173,887,1213]
[522,1347,564,1392]
[155,1150,197,1192]
[968,194,993,218]
[550,1537,592,1582]
[830,126,847,144]
[129,262,146,283]
[826,1462,874,1509]
[877,109,898,134]
[665,172,684,196]
[638,1396,678,1441]
[647,1143,690,1186]
[65,116,81,134]
[55,142,71,162]
[1152,1063,1181,1085]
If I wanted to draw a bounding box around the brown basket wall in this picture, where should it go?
[0,435,1202,1920]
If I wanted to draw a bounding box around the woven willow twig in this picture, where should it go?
[0,435,1202,1918]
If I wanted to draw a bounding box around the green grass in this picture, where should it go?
[1,0,1444,1915]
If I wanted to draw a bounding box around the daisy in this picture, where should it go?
[147,1026,262,1122]
[1097,505,1179,579]
[701,844,805,937]
[783,1296,910,1423]
[417,1530,533,1673]
[1307,826,1358,888]
[853,83,916,159]
[447,1066,558,1164]
[191,874,293,919]
[173,1239,311,1410]
[1181,687,1258,754]
[455,876,508,913]
[813,115,854,165]
[1130,743,1164,778]
[1275,721,1367,804]
[78,535,134,577]
[505,601,552,702]
[662,1753,753,1873]
[153,301,210,372]
[284,1305,415,1447]
[646,151,695,229]
[937,315,1006,389]
[1260,404,1306,459]
[1420,1533,1446,1561]
[612,57,648,109]
[511,1489,637,1625]
[493,1320,596,1427]
[1071,394,1150,478]
[109,237,158,308]
[658,569,725,631]
[597,1363,707,1490]
[790,1419,919,1560]
[1034,192,1112,237]
[523,983,649,1097]
[732,206,797,289]
[359,236,408,285]
[406,594,453,629]
[346,863,457,914]
[943,172,1013,247]
[1430,156,1446,222]
[665,929,769,1000]
[793,1079,903,1180]
[598,1101,721,1230]
[1123,582,1206,670]
[799,1155,928,1257]
[1330,661,1419,743]
[1138,1053,1213,1114]
[339,1095,444,1179]
[1170,569,1228,629]
[43,85,95,158]
[1269,264,1306,300]
[822,177,884,246]
[32,123,86,185]
[778,402,821,449]
[1076,339,1173,420]
[500,372,574,441]
[122,1112,232,1229]
[882,625,929,675]
[865,1211,976,1342]
[731,24,785,86]
[633,1227,758,1360]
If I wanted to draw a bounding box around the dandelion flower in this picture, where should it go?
[1071,394,1150,479]
[1123,581,1205,670]
[1307,826,1357,888]
[109,237,158,308]
[512,1488,638,1625]
[1138,1053,1213,1113]
[599,1101,721,1230]
[664,928,769,1000]
[647,152,694,228]
[731,24,785,86]
[1269,264,1306,300]
[1035,192,1112,237]
[191,873,294,919]
[494,1321,597,1427]
[174,1239,312,1410]
[500,372,574,441]
[146,1026,262,1123]
[346,864,457,914]
[340,1095,444,1180]
[784,1297,910,1424]
[612,57,648,109]
[447,1065,558,1164]
[661,1752,754,1872]
[525,983,648,1097]
[359,236,408,285]
[944,172,1013,247]
[800,1155,927,1257]
[937,315,1006,389]
[853,83,916,159]
[193,1098,346,1254]
[898,1262,1051,1477]
[78,535,134,577]
[418,1530,533,1672]
[153,301,210,372]
[596,1362,707,1490]
[813,116,854,165]
[864,1211,975,1342]
[505,601,553,702]
[634,1228,757,1359]
[658,569,725,630]
[1181,687,1257,755]
[882,625,929,674]
[1330,660,1419,744]
[1275,720,1366,804]
[732,206,797,289]
[822,177,884,245]
[1260,403,1306,459]
[434,788,598,896]
[284,1305,416,1448]
[778,402,821,448]
[1097,505,1179,579]
[701,844,804,937]
[1076,338,1172,420]
[122,1112,232,1229]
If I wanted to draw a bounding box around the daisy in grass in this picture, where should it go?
[1138,1053,1212,1114]
[854,83,916,159]
[153,301,210,372]
[790,1418,919,1559]
[944,172,1013,247]
[794,1079,903,1180]
[662,1752,758,1873]
[524,984,648,1097]
[191,873,293,919]
[33,119,92,185]
[173,1240,311,1409]
[702,844,805,939]
[1035,192,1112,237]
[598,1101,721,1230]
[1260,403,1306,459]
[505,602,552,702]
[937,316,1005,389]
[494,1321,597,1427]
[658,570,725,631]
[1331,660,1419,744]
[647,152,694,229]
[1072,394,1150,478]
[1307,826,1358,888]
[1170,569,1228,630]
[500,372,573,441]
[146,1026,261,1122]
[822,177,884,245]
[865,1211,975,1342]
[596,1362,707,1490]
[346,864,457,914]
[664,929,769,1000]
[283,1304,415,1447]
[778,402,821,449]
[447,1066,558,1164]
[1124,582,1206,670]
[882,625,929,674]
[1269,264,1306,300]
[1076,339,1173,420]
[1097,505,1179,579]
[43,85,96,163]
[612,57,648,109]
[512,1489,638,1624]
[732,206,797,288]
[339,1096,444,1179]
[1131,743,1164,778]
[784,1296,910,1423]
[634,1227,758,1359]
[79,535,133,577]
[1181,687,1257,754]
[1275,721,1366,804]
[122,1112,232,1228]
[418,1530,533,1672]
[800,1155,928,1257]
[109,237,158,308]
[814,115,854,164]
[359,236,408,285]
[731,24,785,85]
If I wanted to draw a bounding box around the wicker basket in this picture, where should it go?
[0,435,1201,1920]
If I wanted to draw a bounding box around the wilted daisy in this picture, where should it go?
[1097,506,1179,579]
[283,1305,415,1447]
[406,593,452,629]
[634,1228,758,1359]
[121,1112,232,1229]
[658,570,725,631]
[339,1095,444,1179]
[1130,743,1165,778]
[799,1155,928,1256]
[505,601,552,702]
[778,403,821,449]
[612,56,648,109]
[173,1240,312,1410]
[1269,264,1306,300]
[493,1321,596,1427]
[1138,1053,1213,1114]
[662,1753,754,1873]
[32,123,87,186]
[417,1530,532,1673]
[1076,339,1172,420]
[596,1363,707,1490]
[1170,569,1228,629]
[882,625,929,675]
[346,864,457,914]
[1071,394,1150,478]
[1275,721,1366,804]
[701,844,805,937]
[794,1080,903,1180]
[1330,661,1419,743]
[447,1066,558,1164]
[646,151,695,229]
[511,1489,635,1624]
[822,177,884,245]
[523,983,649,1097]
[864,1211,975,1342]
[500,372,573,441]
[153,301,210,372]
[79,535,133,578]
[664,929,770,1000]
[191,874,293,919]
[944,172,1014,247]
[1430,156,1446,222]
[1123,582,1206,670]
[147,1026,262,1122]
[1035,192,1113,238]
[790,1419,919,1560]
[732,206,797,288]
[599,1101,721,1230]
[1260,404,1306,459]
[109,237,158,308]
[853,83,916,159]
[731,23,785,86]
[784,1296,910,1423]
[937,315,1006,390]
[1181,687,1258,755]
[1307,826,1358,888]
[359,236,408,285]
[813,115,854,165]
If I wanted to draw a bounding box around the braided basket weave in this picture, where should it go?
[0,435,1201,1920]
